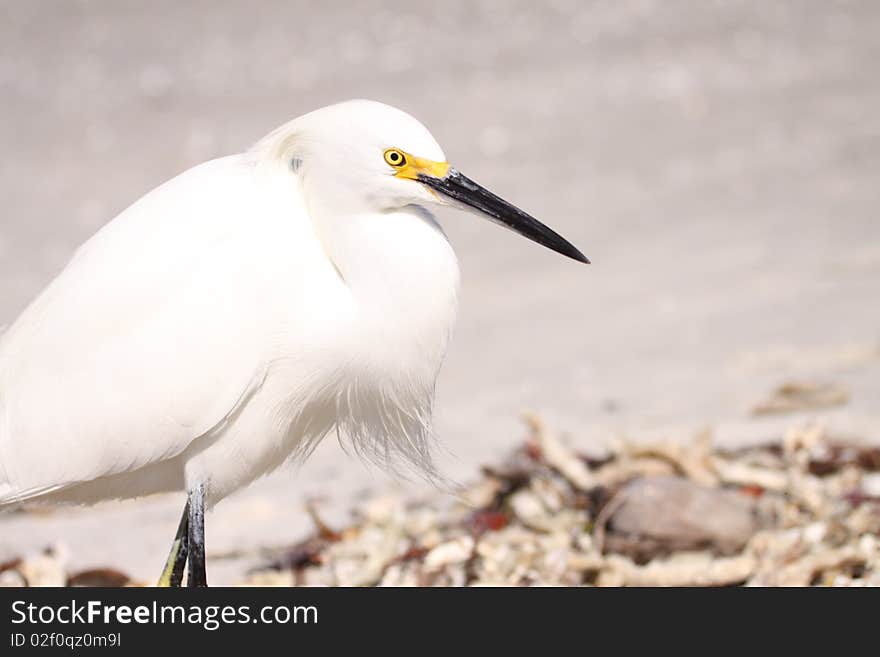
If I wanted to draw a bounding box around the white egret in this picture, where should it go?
[0,100,587,586]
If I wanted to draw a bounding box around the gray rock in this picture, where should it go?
[605,477,759,561]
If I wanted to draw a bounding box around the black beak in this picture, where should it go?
[418,169,589,264]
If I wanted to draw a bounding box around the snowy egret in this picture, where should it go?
[0,100,587,586]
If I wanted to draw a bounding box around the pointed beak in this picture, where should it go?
[417,168,589,264]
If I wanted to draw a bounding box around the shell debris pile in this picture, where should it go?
[246,417,880,587]
[2,416,878,587]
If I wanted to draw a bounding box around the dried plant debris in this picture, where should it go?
[0,544,142,587]
[243,421,879,587]
[67,568,132,587]
[752,381,849,415]
[3,421,879,587]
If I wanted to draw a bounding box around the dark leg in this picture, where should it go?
[157,502,189,587]
[187,483,208,587]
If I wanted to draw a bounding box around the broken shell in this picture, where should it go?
[424,536,474,571]
[0,568,27,587]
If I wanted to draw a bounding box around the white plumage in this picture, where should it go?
[0,100,585,584]
[1,100,457,506]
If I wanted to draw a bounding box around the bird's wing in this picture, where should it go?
[0,156,311,502]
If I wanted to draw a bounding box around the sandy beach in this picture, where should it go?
[1,1,878,583]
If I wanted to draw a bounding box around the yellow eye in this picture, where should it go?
[383,149,407,168]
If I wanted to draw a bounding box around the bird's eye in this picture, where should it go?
[383,149,406,167]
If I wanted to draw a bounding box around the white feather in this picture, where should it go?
[0,100,460,508]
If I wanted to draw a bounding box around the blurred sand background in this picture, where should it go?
[1,0,878,583]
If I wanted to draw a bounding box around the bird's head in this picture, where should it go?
[257,100,588,264]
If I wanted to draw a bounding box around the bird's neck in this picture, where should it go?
[309,198,460,367]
